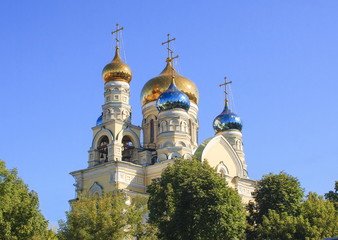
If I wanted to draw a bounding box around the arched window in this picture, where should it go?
[181,121,187,132]
[97,136,109,162]
[189,119,193,135]
[122,110,129,121]
[160,121,167,133]
[170,119,179,131]
[219,169,226,178]
[150,119,154,143]
[122,136,135,162]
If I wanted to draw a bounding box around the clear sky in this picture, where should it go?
[1,0,337,225]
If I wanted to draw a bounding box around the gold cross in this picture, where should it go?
[162,34,179,62]
[219,77,232,105]
[111,24,124,49]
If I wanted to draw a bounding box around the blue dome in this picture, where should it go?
[156,82,190,112]
[213,105,242,132]
[96,113,103,126]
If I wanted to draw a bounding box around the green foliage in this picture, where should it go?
[247,172,338,240]
[256,193,338,240]
[147,158,246,240]
[0,160,50,240]
[253,171,304,223]
[58,192,153,240]
[325,181,338,211]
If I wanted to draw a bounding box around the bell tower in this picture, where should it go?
[88,24,141,167]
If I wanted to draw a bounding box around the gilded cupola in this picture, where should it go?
[102,47,132,84]
[102,24,132,84]
[140,62,199,105]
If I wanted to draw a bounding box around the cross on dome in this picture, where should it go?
[219,77,233,106]
[111,23,124,49]
[162,34,179,63]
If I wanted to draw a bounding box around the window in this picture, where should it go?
[150,119,154,143]
[219,169,226,178]
[114,95,119,100]
[122,136,135,162]
[97,136,109,162]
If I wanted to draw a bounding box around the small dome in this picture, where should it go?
[156,82,190,112]
[141,62,199,105]
[96,113,103,126]
[102,48,132,83]
[213,105,242,133]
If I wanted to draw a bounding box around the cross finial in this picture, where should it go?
[162,33,179,63]
[111,23,124,49]
[219,77,233,106]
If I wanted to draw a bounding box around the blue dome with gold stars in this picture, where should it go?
[213,105,242,132]
[156,82,190,112]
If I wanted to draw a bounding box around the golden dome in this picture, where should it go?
[141,62,199,105]
[102,48,132,83]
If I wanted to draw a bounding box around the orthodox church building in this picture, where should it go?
[70,27,256,203]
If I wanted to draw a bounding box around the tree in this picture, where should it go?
[147,158,246,240]
[58,192,153,240]
[253,171,304,223]
[256,193,338,240]
[246,172,304,239]
[0,160,51,240]
[325,181,338,211]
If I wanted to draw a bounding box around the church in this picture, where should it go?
[70,26,256,203]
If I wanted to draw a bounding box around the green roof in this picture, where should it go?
[193,137,213,160]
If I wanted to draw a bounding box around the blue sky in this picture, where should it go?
[1,0,337,225]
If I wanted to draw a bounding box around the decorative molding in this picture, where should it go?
[89,182,103,196]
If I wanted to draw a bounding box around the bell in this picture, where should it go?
[100,153,104,158]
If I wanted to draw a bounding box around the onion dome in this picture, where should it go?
[102,48,132,83]
[96,113,103,126]
[141,62,199,105]
[156,81,190,112]
[213,105,242,133]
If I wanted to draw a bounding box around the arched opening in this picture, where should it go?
[114,108,120,120]
[97,136,109,162]
[150,119,154,143]
[160,121,167,133]
[219,169,226,178]
[122,135,135,162]
[169,152,181,159]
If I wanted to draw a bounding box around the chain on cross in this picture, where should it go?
[111,23,124,49]
[162,33,179,63]
[219,77,233,105]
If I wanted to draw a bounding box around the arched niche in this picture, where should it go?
[150,119,155,143]
[169,152,181,159]
[217,162,229,178]
[157,153,168,162]
[176,141,187,147]
[201,135,244,178]
[160,120,168,133]
[169,119,179,131]
[89,182,103,196]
